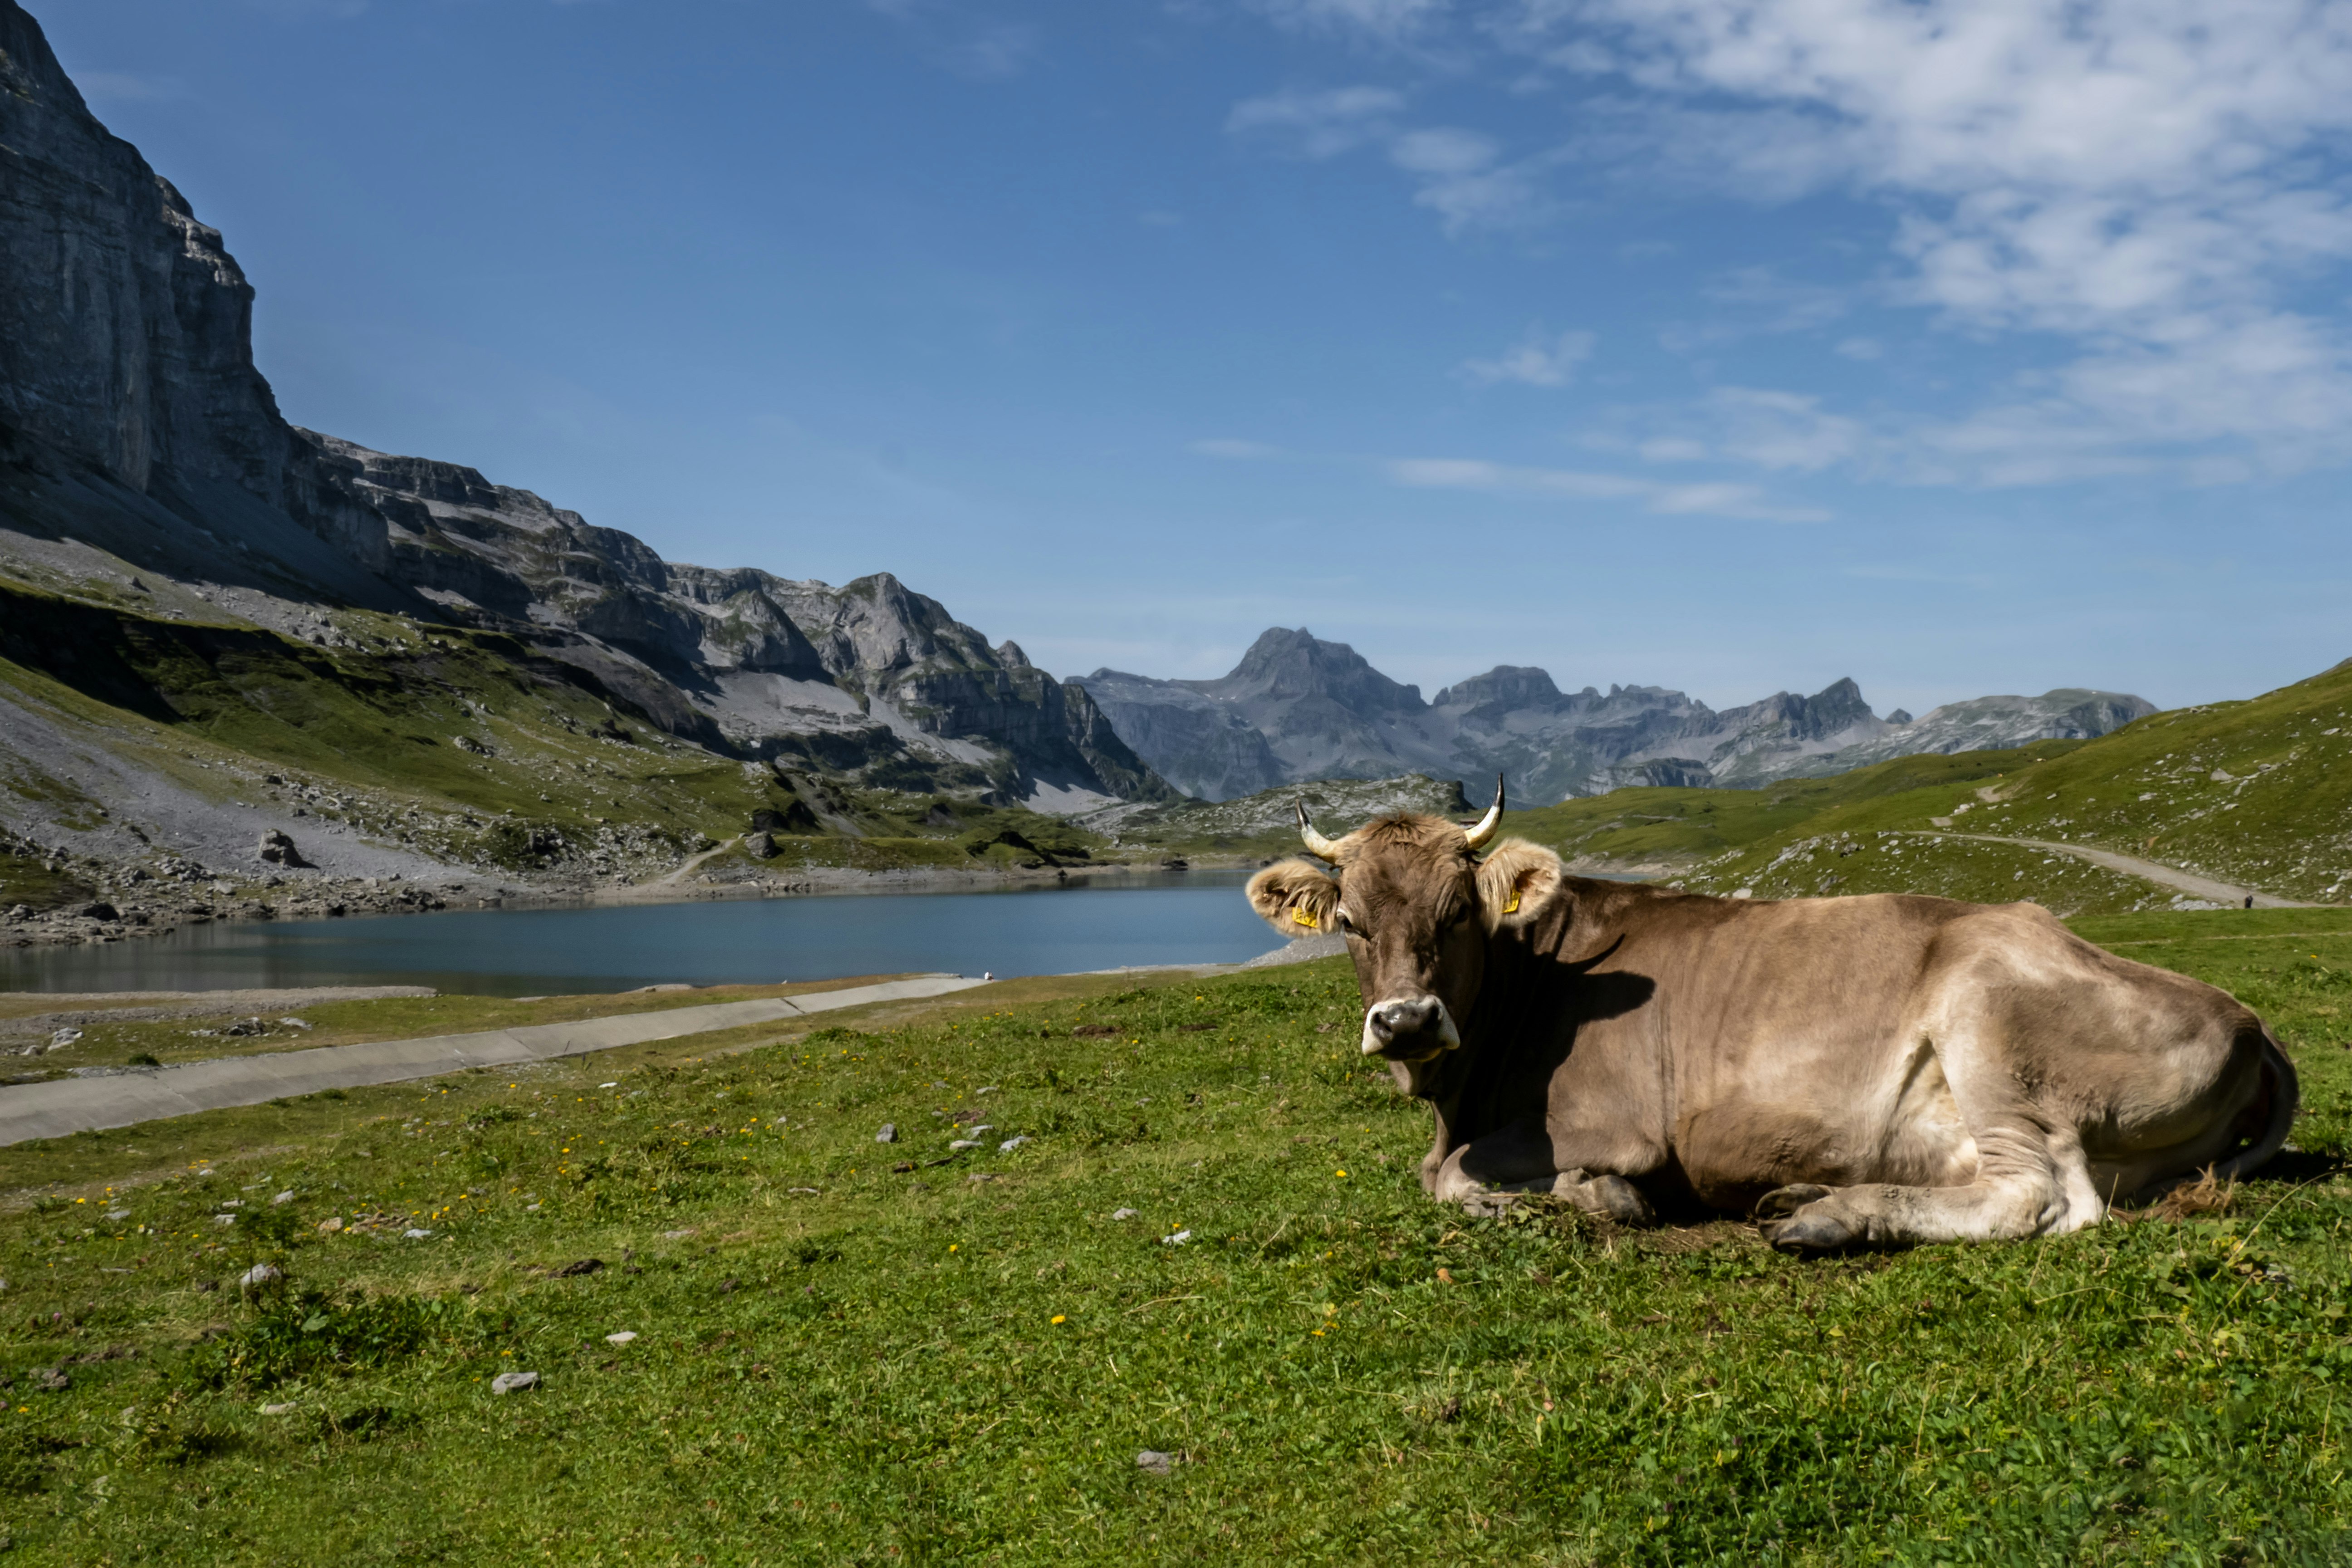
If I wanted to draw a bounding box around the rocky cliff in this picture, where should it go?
[1083,628,2154,803]
[0,1,1172,817]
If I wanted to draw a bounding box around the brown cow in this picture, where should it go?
[1245,784,2297,1253]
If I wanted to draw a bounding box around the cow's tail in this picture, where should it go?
[2212,1028,2300,1182]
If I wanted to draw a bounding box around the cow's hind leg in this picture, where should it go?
[1757,1123,2101,1255]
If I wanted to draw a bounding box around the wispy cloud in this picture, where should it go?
[1251,0,1452,44]
[1387,454,1830,520]
[241,0,368,16]
[862,0,1037,80]
[1227,88,1553,230]
[1458,325,1594,387]
[1232,0,2352,486]
[1225,85,1406,159]
[1526,0,2352,481]
[75,71,187,103]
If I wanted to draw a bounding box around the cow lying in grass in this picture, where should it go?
[1246,785,2297,1254]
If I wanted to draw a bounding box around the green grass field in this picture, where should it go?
[4,908,2352,1563]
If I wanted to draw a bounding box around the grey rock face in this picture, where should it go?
[0,1,1175,817]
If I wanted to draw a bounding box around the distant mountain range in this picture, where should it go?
[1075,628,2156,803]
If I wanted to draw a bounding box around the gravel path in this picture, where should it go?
[0,974,988,1146]
[1901,832,2318,909]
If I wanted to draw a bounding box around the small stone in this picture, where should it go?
[490,1371,539,1396]
[998,1136,1029,1153]
[239,1264,283,1289]
[975,1086,998,1096]
[403,1228,432,1240]
[1112,1208,1138,1221]
[1161,1230,1192,1246]
[554,1258,603,1278]
[211,1213,236,1227]
[278,1018,312,1029]
[49,1028,81,1049]
[29,1367,68,1392]
[968,1173,1000,1184]
[948,1139,980,1152]
[259,1402,297,1416]
[1137,1449,1176,1476]
[273,1191,294,1205]
[525,1203,542,1213]
[316,1217,343,1234]
[604,1331,637,1345]
[876,1123,897,1144]
[660,1228,696,1240]
[105,1209,129,1222]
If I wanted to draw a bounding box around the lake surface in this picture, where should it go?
[0,871,1286,996]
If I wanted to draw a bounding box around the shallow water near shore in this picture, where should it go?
[0,870,1280,996]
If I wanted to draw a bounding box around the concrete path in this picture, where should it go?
[1901,832,2317,909]
[0,975,987,1147]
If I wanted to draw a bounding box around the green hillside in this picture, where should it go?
[0,584,1108,886]
[1651,659,2352,913]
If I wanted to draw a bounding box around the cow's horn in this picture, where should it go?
[1462,776,1504,850]
[1297,800,1343,862]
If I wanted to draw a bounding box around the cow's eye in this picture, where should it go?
[1334,907,1361,936]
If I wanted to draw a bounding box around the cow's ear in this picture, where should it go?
[1247,858,1339,936]
[1476,838,1563,931]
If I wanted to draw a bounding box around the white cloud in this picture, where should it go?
[1225,85,1408,158]
[1189,438,1827,518]
[1386,454,1829,519]
[1834,337,1882,361]
[1229,90,1553,230]
[1458,325,1594,386]
[1522,0,2352,479]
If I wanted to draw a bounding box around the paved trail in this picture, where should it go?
[1901,832,2317,909]
[0,975,987,1147]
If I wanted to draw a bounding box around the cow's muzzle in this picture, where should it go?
[1361,995,1461,1060]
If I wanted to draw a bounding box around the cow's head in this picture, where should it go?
[1246,779,1564,1064]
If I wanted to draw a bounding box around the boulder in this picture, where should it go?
[256,831,310,868]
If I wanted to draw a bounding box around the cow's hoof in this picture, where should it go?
[1760,1208,1861,1256]
[1753,1183,1834,1222]
[1563,1173,1656,1226]
[1756,1184,1861,1255]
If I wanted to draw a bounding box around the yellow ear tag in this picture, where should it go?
[1503,892,1521,915]
[1293,908,1319,929]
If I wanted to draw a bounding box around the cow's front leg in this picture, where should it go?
[1435,1131,1655,1225]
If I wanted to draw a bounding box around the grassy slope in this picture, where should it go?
[1497,741,2087,870]
[4,915,2352,1563]
[0,584,1109,880]
[1477,659,2352,915]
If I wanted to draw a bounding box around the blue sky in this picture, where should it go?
[44,0,2352,715]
